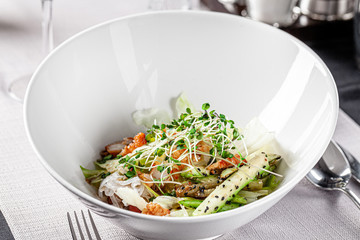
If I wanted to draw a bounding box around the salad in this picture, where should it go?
[81,102,282,217]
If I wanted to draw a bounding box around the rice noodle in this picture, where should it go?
[98,172,150,200]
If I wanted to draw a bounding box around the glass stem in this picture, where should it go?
[41,0,54,56]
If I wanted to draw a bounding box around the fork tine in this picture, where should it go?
[81,210,93,240]
[74,211,85,240]
[88,210,102,240]
[67,212,78,240]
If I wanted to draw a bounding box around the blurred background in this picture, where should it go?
[0,0,359,122]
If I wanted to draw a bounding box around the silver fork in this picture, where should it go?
[67,210,102,240]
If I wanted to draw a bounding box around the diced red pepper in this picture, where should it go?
[128,205,141,213]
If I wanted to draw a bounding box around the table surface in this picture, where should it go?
[1,1,360,240]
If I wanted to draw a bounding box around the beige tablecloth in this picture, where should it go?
[0,1,359,239]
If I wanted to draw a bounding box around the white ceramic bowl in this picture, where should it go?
[24,11,338,240]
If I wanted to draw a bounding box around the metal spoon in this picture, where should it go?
[338,144,360,183]
[306,140,360,209]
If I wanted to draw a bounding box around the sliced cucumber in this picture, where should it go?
[181,166,210,179]
[220,167,238,179]
[231,195,247,205]
[192,152,270,216]
[179,197,203,208]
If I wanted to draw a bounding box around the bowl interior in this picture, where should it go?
[25,11,338,211]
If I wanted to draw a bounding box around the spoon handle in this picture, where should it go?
[339,188,360,210]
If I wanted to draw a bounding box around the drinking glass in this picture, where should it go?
[8,0,53,102]
[148,0,192,10]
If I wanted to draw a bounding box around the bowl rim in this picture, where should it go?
[24,10,339,222]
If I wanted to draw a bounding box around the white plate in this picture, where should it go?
[24,11,338,240]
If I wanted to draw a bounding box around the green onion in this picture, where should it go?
[156,148,165,157]
[125,169,136,178]
[157,165,164,172]
[100,172,111,179]
[161,132,167,140]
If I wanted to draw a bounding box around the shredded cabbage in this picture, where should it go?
[153,196,179,209]
[132,92,196,129]
[132,108,171,129]
[175,92,196,117]
[231,117,275,157]
[98,173,150,201]
[170,208,195,217]
[115,187,148,210]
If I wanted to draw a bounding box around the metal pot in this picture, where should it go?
[299,0,354,21]
[245,0,299,27]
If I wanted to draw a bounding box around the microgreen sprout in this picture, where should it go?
[113,103,281,189]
